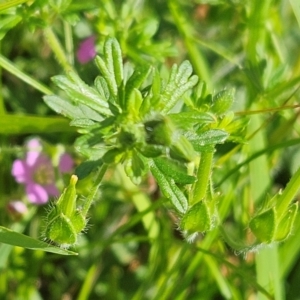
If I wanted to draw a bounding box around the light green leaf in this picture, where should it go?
[0,226,77,255]
[123,65,152,110]
[184,129,229,152]
[168,112,215,130]
[95,38,123,98]
[160,60,199,114]
[52,72,111,116]
[44,95,103,121]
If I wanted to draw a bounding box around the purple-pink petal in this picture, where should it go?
[12,159,30,183]
[26,139,42,167]
[77,36,96,64]
[59,153,74,173]
[26,138,42,150]
[26,183,49,204]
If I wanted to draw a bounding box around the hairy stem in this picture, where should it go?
[44,27,75,73]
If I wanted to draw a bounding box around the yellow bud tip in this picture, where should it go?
[70,175,78,185]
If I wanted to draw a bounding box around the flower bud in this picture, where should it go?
[44,175,86,247]
[180,201,211,234]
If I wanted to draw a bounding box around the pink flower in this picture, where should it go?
[77,36,96,64]
[11,139,74,205]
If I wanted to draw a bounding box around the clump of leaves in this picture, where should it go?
[44,37,297,248]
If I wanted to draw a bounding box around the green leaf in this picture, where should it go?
[102,148,124,164]
[184,129,229,152]
[69,118,96,127]
[105,38,124,89]
[159,60,199,114]
[211,88,235,115]
[94,76,110,100]
[153,157,196,184]
[75,159,103,179]
[44,95,103,121]
[168,112,215,130]
[0,226,77,255]
[170,135,197,162]
[124,150,145,185]
[51,72,111,116]
[149,159,188,214]
[95,38,123,98]
[0,114,75,134]
[123,65,152,110]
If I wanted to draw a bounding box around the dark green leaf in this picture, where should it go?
[75,159,103,179]
[149,159,188,214]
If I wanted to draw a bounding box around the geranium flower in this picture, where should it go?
[11,139,73,205]
[76,36,96,64]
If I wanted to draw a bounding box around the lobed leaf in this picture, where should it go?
[168,112,215,130]
[184,129,229,152]
[52,72,111,116]
[153,157,196,184]
[149,159,188,214]
[95,38,123,98]
[44,95,104,121]
[123,65,152,111]
[159,60,199,114]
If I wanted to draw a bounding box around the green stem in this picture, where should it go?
[191,151,214,206]
[63,21,74,66]
[0,55,52,95]
[82,164,108,216]
[44,27,75,73]
[276,167,300,220]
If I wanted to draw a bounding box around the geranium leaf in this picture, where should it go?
[149,159,188,214]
